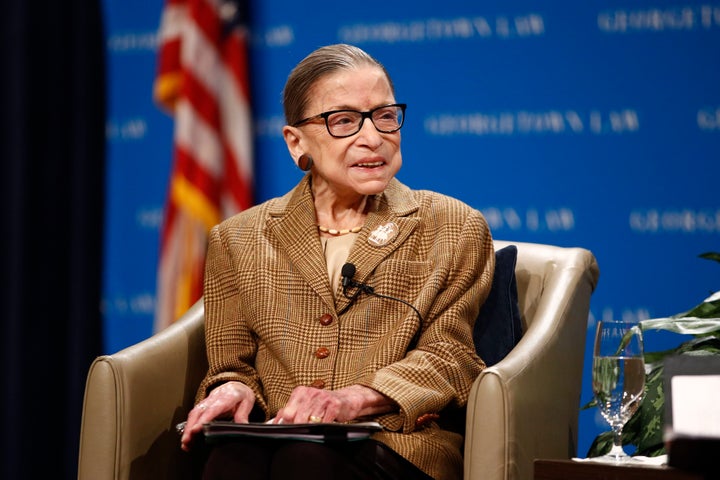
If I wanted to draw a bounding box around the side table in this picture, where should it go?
[534,459,705,480]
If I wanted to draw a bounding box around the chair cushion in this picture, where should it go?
[473,245,523,366]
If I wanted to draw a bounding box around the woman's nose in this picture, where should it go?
[356,117,384,148]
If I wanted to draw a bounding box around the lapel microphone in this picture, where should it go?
[341,263,374,293]
[340,262,423,348]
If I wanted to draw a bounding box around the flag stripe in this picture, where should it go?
[222,137,253,213]
[170,173,221,231]
[154,2,187,110]
[175,98,223,178]
[221,30,252,100]
[154,0,253,331]
[179,9,253,181]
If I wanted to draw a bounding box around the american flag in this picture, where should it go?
[153,0,253,331]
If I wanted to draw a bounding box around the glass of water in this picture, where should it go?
[592,320,646,461]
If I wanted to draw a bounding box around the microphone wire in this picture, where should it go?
[340,270,423,349]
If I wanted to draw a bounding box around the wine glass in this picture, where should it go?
[591,320,646,461]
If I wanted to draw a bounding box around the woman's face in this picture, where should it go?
[284,65,402,200]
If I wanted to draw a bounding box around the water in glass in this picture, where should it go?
[591,320,645,461]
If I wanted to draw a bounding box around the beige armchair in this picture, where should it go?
[78,240,599,480]
[464,241,599,480]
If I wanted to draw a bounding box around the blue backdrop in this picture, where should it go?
[102,0,720,457]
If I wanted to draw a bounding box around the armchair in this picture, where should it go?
[78,240,599,480]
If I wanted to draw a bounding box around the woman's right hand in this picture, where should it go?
[180,381,256,451]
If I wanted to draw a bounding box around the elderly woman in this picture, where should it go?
[180,44,495,480]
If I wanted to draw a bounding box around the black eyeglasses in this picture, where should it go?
[292,103,406,138]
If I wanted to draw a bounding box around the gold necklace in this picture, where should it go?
[317,225,363,236]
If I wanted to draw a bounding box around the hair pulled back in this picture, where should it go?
[282,44,395,125]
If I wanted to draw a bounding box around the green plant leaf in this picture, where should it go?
[640,317,720,335]
[631,361,665,455]
[586,431,614,457]
[699,252,720,263]
[675,336,720,355]
[682,299,720,319]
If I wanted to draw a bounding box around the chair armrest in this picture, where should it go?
[78,299,207,480]
[464,244,599,480]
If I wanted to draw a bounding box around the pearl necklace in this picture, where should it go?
[317,225,363,236]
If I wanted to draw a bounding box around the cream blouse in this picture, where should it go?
[320,233,358,298]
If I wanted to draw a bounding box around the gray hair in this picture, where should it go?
[282,44,395,125]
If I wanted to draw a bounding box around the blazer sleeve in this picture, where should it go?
[357,208,494,433]
[194,224,269,415]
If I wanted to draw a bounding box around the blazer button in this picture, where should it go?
[415,413,440,427]
[310,379,326,389]
[319,314,333,326]
[315,347,330,359]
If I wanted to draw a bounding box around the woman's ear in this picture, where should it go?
[282,125,304,165]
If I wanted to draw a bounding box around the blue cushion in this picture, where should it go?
[473,245,523,366]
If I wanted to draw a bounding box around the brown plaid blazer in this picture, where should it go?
[197,176,494,479]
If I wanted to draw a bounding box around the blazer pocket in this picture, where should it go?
[368,259,433,300]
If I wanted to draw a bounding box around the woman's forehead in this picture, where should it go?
[307,66,394,110]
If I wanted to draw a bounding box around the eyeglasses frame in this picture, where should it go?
[292,103,407,138]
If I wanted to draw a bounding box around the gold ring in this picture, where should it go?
[308,415,323,423]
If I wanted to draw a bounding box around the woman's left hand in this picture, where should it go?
[269,384,394,424]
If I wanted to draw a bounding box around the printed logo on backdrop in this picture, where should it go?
[255,115,286,138]
[425,109,640,137]
[101,293,156,317]
[338,13,545,44]
[598,5,720,33]
[107,31,159,53]
[106,117,149,141]
[698,106,720,131]
[137,207,164,230]
[481,207,575,233]
[588,307,651,329]
[629,209,720,234]
[252,25,295,47]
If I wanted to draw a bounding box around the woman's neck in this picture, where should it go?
[315,194,370,230]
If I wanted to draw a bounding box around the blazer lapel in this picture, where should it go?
[335,180,421,314]
[267,178,336,310]
[266,177,421,315]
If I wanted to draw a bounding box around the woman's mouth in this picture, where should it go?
[354,160,385,168]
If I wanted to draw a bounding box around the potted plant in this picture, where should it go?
[585,252,720,457]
